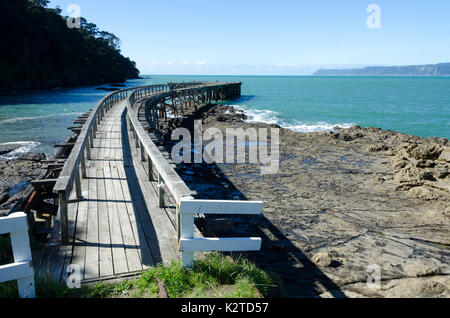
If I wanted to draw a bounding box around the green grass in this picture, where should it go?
[0,235,13,266]
[0,253,277,298]
[1,234,44,266]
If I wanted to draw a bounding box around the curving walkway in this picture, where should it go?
[36,101,179,283]
[34,81,244,283]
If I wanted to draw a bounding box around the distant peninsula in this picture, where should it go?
[314,63,450,76]
[0,0,140,92]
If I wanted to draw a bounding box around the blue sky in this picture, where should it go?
[48,0,450,75]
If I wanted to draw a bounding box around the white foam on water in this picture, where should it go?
[284,122,355,133]
[232,105,281,125]
[0,112,84,124]
[0,141,41,160]
[230,105,355,133]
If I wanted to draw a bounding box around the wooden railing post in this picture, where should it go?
[89,129,94,146]
[59,192,69,245]
[179,197,195,269]
[86,138,91,160]
[75,168,82,199]
[158,174,165,208]
[80,154,87,178]
[140,142,146,162]
[148,156,154,181]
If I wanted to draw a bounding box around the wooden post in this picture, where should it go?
[179,201,195,269]
[86,138,91,160]
[80,154,87,179]
[75,168,82,199]
[89,130,94,146]
[158,174,165,208]
[59,192,69,245]
[148,156,154,181]
[140,142,146,162]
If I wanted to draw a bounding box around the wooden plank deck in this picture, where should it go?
[36,101,179,284]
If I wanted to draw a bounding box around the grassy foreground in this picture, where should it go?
[1,253,278,298]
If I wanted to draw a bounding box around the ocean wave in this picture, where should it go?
[232,106,282,125]
[284,122,355,133]
[0,112,83,124]
[0,141,41,160]
[230,105,355,133]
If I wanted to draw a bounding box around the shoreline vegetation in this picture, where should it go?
[0,0,139,92]
[0,253,276,298]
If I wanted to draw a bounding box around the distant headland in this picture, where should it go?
[314,62,450,76]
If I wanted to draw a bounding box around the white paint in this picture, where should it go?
[0,212,28,234]
[0,212,35,298]
[178,199,263,269]
[179,238,262,252]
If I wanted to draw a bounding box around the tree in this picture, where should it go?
[29,0,49,7]
[98,31,122,50]
[0,0,139,91]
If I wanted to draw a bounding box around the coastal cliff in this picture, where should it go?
[0,0,139,92]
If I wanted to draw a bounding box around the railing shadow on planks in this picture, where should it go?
[53,82,262,269]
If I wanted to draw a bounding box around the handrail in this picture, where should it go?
[125,82,261,269]
[51,81,254,266]
[125,81,243,202]
[126,85,196,204]
[53,86,133,244]
[53,84,170,244]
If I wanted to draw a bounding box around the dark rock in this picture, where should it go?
[162,102,450,297]
[408,144,443,160]
[0,152,44,211]
[0,143,22,156]
[17,152,46,162]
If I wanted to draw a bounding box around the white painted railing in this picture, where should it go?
[0,212,35,298]
[178,197,263,269]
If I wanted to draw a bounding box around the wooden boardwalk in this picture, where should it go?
[31,81,260,283]
[38,101,179,283]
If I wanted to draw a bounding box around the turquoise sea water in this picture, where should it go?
[0,76,449,158]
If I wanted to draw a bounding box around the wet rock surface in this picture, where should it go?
[0,152,45,216]
[0,143,23,156]
[163,103,449,298]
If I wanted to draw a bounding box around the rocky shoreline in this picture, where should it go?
[164,103,450,298]
[0,152,45,216]
[1,101,448,297]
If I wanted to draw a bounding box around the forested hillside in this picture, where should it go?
[0,0,140,92]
